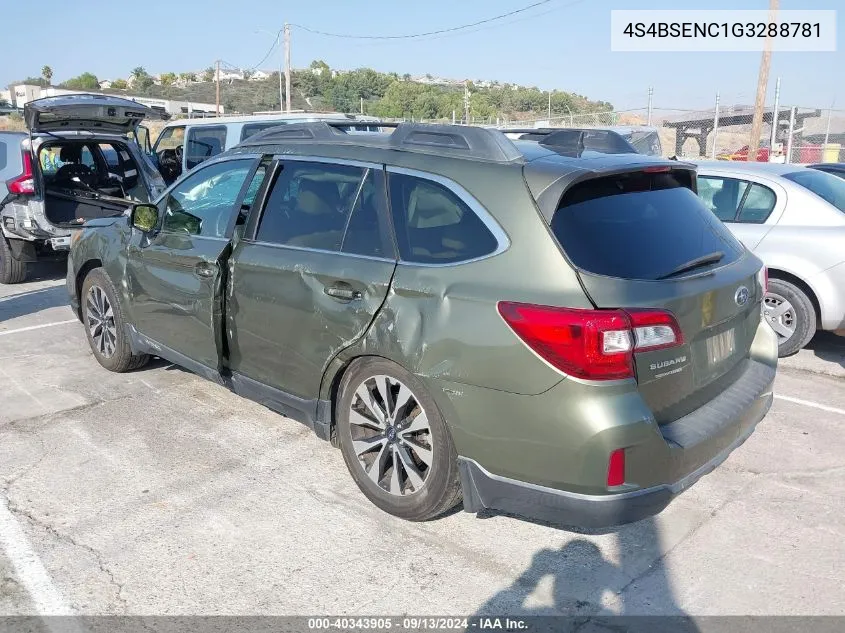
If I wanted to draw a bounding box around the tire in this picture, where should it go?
[80,268,150,372]
[764,278,816,357]
[336,357,462,521]
[0,237,28,284]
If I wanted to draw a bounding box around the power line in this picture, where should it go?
[244,32,282,72]
[291,0,564,40]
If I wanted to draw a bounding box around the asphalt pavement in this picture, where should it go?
[1,261,844,622]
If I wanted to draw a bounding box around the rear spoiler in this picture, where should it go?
[525,160,697,223]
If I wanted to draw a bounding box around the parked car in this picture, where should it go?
[808,162,845,180]
[151,112,382,185]
[693,161,845,355]
[68,122,776,527]
[500,125,662,156]
[717,141,824,163]
[0,94,166,284]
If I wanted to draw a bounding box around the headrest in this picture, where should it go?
[60,145,82,163]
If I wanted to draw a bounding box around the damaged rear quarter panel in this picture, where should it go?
[327,160,593,397]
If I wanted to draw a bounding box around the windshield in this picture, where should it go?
[782,169,845,212]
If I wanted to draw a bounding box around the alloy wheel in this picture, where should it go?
[86,285,117,358]
[763,292,796,342]
[348,375,433,497]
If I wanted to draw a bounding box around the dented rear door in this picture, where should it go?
[226,159,396,401]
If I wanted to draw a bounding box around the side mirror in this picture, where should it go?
[131,203,159,232]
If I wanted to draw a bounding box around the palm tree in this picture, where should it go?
[130,67,147,82]
[41,66,53,85]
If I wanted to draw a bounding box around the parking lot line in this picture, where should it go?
[0,320,78,337]
[775,394,845,417]
[0,496,73,616]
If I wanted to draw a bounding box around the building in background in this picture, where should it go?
[9,85,222,117]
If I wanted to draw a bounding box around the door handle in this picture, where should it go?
[195,262,217,278]
[324,285,362,301]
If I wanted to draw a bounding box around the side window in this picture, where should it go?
[80,146,95,168]
[387,172,498,264]
[154,126,185,152]
[163,159,253,238]
[101,146,119,169]
[737,183,777,224]
[186,126,227,170]
[256,162,366,252]
[242,162,269,210]
[696,176,749,222]
[341,170,390,258]
[241,122,284,142]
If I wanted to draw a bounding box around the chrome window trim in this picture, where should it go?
[240,238,396,264]
[385,165,510,268]
[271,154,382,171]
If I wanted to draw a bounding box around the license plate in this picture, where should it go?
[50,236,71,250]
[706,328,736,366]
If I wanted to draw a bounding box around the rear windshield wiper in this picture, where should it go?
[657,251,724,280]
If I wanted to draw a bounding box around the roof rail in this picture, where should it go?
[241,121,524,164]
[500,127,638,155]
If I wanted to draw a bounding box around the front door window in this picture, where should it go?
[162,159,254,238]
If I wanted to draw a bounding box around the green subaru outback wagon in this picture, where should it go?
[67,122,777,527]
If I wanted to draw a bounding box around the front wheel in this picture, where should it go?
[81,268,150,372]
[337,358,462,521]
[763,278,816,357]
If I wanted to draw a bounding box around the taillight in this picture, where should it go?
[497,302,683,381]
[6,151,35,195]
[607,449,626,486]
[757,266,768,293]
[628,309,684,352]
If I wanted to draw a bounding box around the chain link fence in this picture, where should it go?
[405,85,845,166]
[656,105,845,163]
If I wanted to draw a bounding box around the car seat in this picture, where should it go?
[53,146,97,189]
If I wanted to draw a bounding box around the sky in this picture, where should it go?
[2,0,842,111]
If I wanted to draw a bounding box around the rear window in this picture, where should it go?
[0,140,8,172]
[551,170,744,280]
[782,169,845,213]
[241,122,285,141]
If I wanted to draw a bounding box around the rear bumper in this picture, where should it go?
[458,358,775,528]
[459,398,767,528]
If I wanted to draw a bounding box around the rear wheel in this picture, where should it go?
[336,358,462,521]
[764,278,816,357]
[0,237,28,284]
[81,268,149,372]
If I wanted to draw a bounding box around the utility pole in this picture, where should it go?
[547,91,551,121]
[769,77,781,155]
[215,59,221,117]
[360,97,364,114]
[748,0,779,161]
[277,32,284,112]
[463,80,470,124]
[284,23,292,113]
[647,86,654,126]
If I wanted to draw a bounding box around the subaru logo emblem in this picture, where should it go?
[735,286,749,306]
